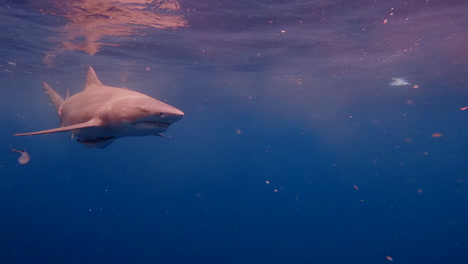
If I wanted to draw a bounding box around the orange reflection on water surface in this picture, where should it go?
[37,0,187,56]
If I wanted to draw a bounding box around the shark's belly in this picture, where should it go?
[72,124,168,139]
[72,124,169,148]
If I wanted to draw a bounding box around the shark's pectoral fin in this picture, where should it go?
[15,119,101,136]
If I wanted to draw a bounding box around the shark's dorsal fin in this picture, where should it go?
[14,119,101,136]
[42,82,64,111]
[85,66,103,89]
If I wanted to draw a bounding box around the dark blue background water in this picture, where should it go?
[1,0,467,263]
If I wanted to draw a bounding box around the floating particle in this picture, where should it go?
[353,185,359,190]
[383,19,388,24]
[236,129,242,135]
[412,85,419,89]
[418,189,423,194]
[460,107,468,111]
[11,149,30,165]
[265,180,270,184]
[389,78,411,86]
[431,133,443,138]
[386,256,394,261]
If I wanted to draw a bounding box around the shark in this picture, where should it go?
[15,67,184,148]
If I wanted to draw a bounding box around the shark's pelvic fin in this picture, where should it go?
[42,82,64,111]
[85,66,103,89]
[14,119,101,136]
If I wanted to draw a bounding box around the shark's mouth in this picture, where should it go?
[134,121,170,128]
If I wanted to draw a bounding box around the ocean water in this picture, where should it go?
[1,0,467,263]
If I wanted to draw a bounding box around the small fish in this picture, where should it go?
[11,149,31,165]
[389,77,411,86]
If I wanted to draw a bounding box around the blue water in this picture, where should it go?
[1,1,467,263]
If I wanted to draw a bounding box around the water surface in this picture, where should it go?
[1,1,467,263]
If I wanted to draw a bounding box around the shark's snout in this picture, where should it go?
[136,108,183,126]
[170,108,184,117]
[127,102,183,134]
[102,96,183,125]
[158,108,184,123]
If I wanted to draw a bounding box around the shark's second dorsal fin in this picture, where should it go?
[42,82,64,111]
[85,66,103,90]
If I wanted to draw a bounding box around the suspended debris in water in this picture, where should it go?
[389,78,411,86]
[11,149,31,165]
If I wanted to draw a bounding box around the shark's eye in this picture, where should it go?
[139,107,150,113]
[159,113,167,118]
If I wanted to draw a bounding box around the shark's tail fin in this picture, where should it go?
[42,82,64,111]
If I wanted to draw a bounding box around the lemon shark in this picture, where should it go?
[15,67,184,148]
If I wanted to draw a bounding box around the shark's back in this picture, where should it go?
[60,84,148,126]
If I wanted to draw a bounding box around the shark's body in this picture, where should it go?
[15,67,184,148]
